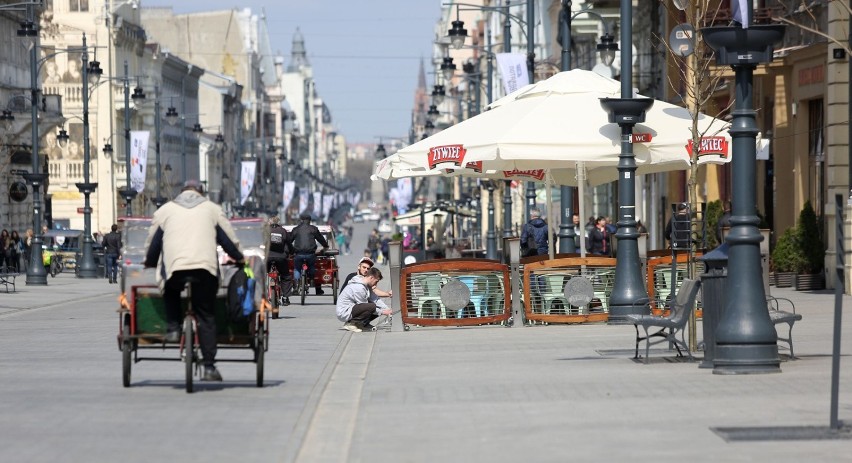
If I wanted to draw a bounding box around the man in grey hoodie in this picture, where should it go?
[144,180,244,381]
[336,267,393,332]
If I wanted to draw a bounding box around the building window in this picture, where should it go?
[69,0,89,12]
[807,98,825,217]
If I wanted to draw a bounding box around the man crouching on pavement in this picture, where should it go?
[336,266,393,332]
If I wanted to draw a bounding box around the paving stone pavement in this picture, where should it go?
[2,234,852,462]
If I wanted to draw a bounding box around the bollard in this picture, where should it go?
[505,237,523,327]
[698,243,729,369]
[389,241,403,333]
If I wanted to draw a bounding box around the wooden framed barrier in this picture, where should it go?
[399,258,511,329]
[645,251,704,317]
[521,257,617,324]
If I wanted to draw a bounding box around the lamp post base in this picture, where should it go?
[713,344,781,374]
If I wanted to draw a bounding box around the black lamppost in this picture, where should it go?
[152,84,167,208]
[19,3,46,285]
[558,0,618,254]
[118,60,142,216]
[447,1,531,240]
[599,0,651,323]
[485,181,498,260]
[702,4,785,374]
[75,34,102,278]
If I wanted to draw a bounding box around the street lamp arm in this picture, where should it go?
[570,10,615,36]
[447,2,528,31]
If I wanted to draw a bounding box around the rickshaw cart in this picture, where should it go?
[117,263,269,393]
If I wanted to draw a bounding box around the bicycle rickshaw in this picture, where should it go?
[283,224,340,306]
[117,218,269,393]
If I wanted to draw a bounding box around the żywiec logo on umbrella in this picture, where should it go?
[503,169,546,181]
[428,144,467,169]
[685,136,729,159]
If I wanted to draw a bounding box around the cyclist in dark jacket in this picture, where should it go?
[267,216,292,305]
[288,213,329,295]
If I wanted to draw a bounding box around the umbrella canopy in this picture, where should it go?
[378,69,732,257]
[388,69,730,186]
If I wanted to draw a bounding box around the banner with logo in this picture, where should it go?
[397,178,412,214]
[322,194,334,221]
[299,189,309,213]
[282,181,295,211]
[240,161,256,205]
[312,192,322,217]
[129,131,149,193]
[495,53,529,95]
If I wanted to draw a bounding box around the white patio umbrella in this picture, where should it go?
[383,69,732,256]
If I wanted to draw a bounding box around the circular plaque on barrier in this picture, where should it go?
[564,276,594,307]
[440,277,471,312]
[9,181,27,202]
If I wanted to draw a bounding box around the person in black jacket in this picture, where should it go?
[267,216,293,305]
[665,202,692,250]
[102,224,122,283]
[289,213,329,295]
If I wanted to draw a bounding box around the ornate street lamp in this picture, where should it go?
[702,4,785,374]
[599,0,652,323]
[431,84,446,106]
[20,4,47,285]
[440,56,456,81]
[557,0,619,254]
[75,34,100,278]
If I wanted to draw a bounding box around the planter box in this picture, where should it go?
[795,273,825,291]
[775,272,796,288]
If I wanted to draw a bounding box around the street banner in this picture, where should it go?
[299,189,309,213]
[397,178,412,214]
[388,187,400,214]
[733,0,749,28]
[353,192,361,208]
[282,181,295,211]
[313,192,322,217]
[240,161,256,206]
[129,131,149,193]
[495,53,529,95]
[322,194,334,221]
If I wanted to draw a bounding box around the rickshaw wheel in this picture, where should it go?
[255,323,265,387]
[184,318,194,393]
[121,315,132,387]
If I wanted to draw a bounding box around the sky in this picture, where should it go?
[140,0,441,144]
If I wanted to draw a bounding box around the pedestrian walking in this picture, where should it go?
[102,224,122,283]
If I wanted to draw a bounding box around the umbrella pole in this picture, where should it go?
[578,162,587,259]
[546,172,554,259]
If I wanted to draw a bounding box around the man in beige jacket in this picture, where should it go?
[144,180,244,381]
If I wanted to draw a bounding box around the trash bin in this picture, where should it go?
[698,243,729,369]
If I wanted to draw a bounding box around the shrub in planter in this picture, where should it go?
[705,200,722,249]
[797,200,825,274]
[771,227,805,288]
[795,200,825,289]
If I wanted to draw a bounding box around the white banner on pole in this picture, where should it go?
[732,0,749,28]
[299,189,309,213]
[129,131,150,193]
[282,181,295,212]
[397,178,412,214]
[353,192,361,208]
[312,192,322,217]
[495,53,530,95]
[322,194,334,222]
[240,161,256,206]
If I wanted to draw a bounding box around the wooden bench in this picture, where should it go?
[767,296,803,359]
[0,272,19,293]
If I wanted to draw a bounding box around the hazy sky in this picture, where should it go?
[141,0,441,144]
